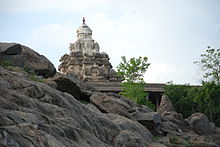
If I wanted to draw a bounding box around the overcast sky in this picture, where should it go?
[0,0,220,84]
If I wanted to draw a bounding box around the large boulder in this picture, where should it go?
[188,134,217,147]
[0,42,56,77]
[157,95,189,129]
[186,113,215,135]
[136,104,153,113]
[0,43,22,55]
[157,95,174,115]
[90,93,133,118]
[107,114,153,142]
[132,112,161,128]
[46,74,96,101]
[106,92,153,113]
[162,111,189,129]
[159,121,182,136]
[148,143,168,147]
[113,130,149,147]
[213,127,220,145]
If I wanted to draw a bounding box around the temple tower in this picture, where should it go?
[58,18,122,82]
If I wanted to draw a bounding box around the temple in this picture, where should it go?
[58,18,122,82]
[58,18,167,110]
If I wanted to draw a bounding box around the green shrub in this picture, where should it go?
[164,82,220,126]
[169,136,179,144]
[152,136,161,142]
[29,74,42,82]
[79,100,90,105]
[120,82,155,110]
[23,66,32,73]
[0,61,12,67]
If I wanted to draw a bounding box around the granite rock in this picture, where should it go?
[0,42,56,78]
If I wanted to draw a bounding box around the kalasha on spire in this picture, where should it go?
[83,17,85,24]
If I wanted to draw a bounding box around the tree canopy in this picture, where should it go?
[194,47,220,84]
[164,82,220,126]
[117,56,154,109]
[117,56,150,83]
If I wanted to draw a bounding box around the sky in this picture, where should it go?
[0,0,220,85]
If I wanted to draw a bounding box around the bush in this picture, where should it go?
[164,82,220,126]
[164,84,196,117]
[0,61,12,67]
[23,66,32,73]
[117,56,154,110]
[120,82,155,110]
[29,74,42,82]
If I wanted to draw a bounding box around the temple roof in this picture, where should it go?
[77,18,92,36]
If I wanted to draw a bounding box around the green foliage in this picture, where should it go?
[23,66,32,73]
[0,61,12,67]
[120,82,155,110]
[145,99,155,110]
[117,56,155,110]
[120,82,146,102]
[5,66,25,73]
[194,47,220,84]
[169,136,179,144]
[164,82,220,126]
[169,136,190,146]
[0,61,26,73]
[0,61,42,83]
[152,136,162,142]
[117,56,150,83]
[182,140,190,146]
[195,82,220,124]
[29,74,42,82]
[164,84,197,117]
[79,100,90,105]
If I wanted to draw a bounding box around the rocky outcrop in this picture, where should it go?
[107,114,152,142]
[0,42,56,77]
[186,113,215,135]
[157,95,189,129]
[0,66,119,147]
[157,95,174,114]
[0,64,154,147]
[155,95,220,146]
[133,112,161,128]
[0,43,22,55]
[113,130,148,147]
[159,121,182,136]
[90,93,133,118]
[45,73,96,101]
[1,42,220,147]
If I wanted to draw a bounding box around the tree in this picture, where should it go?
[164,82,220,126]
[194,47,220,84]
[194,82,220,124]
[164,84,198,117]
[117,56,154,109]
[117,56,150,83]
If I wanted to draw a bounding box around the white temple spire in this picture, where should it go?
[69,18,100,55]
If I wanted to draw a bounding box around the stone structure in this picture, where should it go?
[59,18,122,82]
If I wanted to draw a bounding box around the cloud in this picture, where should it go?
[1,0,219,85]
[215,25,220,33]
[0,0,107,13]
[24,21,76,69]
[22,5,205,85]
[145,62,174,84]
